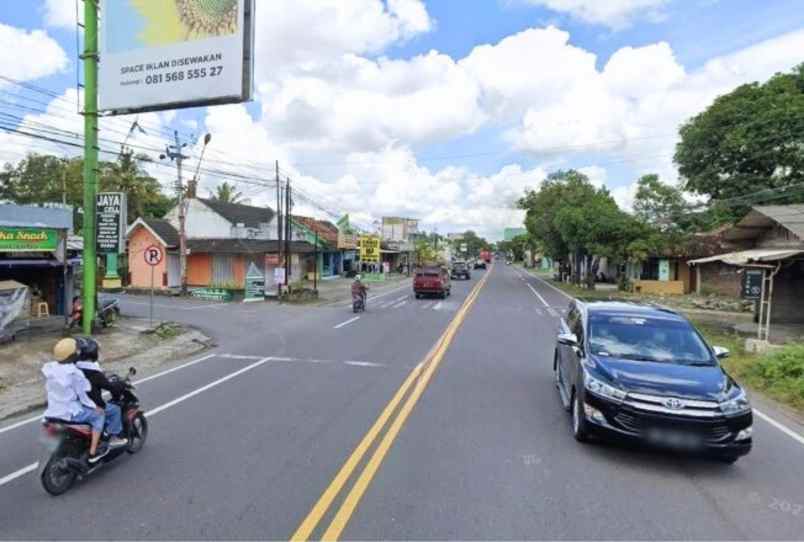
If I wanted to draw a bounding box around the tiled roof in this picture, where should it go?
[198,198,275,227]
[143,218,180,247]
[293,215,339,244]
[186,238,314,254]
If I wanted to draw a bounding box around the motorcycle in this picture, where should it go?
[66,297,120,330]
[352,292,366,313]
[38,367,148,496]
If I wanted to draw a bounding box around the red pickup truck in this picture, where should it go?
[414,266,451,299]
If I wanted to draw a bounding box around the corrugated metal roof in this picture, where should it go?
[753,205,804,239]
[0,204,72,231]
[197,198,275,227]
[688,248,804,266]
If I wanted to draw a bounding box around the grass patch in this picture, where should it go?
[692,319,804,413]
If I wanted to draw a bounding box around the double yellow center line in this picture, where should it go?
[291,266,492,541]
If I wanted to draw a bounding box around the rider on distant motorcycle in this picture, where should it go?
[351,275,368,307]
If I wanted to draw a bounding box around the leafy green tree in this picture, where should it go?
[674,63,804,222]
[100,151,173,221]
[0,152,171,231]
[415,239,441,265]
[211,181,244,204]
[450,230,491,258]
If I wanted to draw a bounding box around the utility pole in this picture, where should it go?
[81,0,99,334]
[314,229,318,293]
[284,177,292,287]
[276,160,282,298]
[162,131,189,294]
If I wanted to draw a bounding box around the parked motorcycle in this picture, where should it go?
[38,367,148,496]
[66,297,120,330]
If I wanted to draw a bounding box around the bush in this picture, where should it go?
[744,345,804,408]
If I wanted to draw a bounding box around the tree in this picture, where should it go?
[100,151,172,221]
[0,151,171,231]
[518,169,644,287]
[414,239,441,265]
[211,181,244,204]
[450,230,491,258]
[674,63,804,222]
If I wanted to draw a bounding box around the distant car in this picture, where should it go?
[414,267,451,299]
[473,260,487,270]
[554,300,752,463]
[505,260,512,265]
[450,261,471,280]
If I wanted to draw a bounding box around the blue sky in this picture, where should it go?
[2,1,803,239]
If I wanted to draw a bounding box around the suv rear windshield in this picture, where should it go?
[453,263,466,270]
[417,272,440,278]
[587,314,714,365]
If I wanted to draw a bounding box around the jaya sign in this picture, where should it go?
[96,192,127,254]
[99,0,255,114]
[0,227,59,252]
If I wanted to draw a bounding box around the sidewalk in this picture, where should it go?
[0,317,212,421]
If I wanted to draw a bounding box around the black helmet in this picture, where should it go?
[76,336,100,361]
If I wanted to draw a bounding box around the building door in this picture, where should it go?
[167,254,180,288]
[212,255,236,286]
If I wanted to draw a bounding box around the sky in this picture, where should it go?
[1,0,803,240]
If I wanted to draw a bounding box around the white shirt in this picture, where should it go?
[42,362,97,420]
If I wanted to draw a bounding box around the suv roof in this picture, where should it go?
[575,300,685,321]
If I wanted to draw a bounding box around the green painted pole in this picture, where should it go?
[82,0,99,334]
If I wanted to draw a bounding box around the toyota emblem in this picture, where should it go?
[664,398,685,410]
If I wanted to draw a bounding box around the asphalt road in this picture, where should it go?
[1,264,804,539]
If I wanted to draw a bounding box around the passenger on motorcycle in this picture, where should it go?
[351,275,368,304]
[75,337,127,451]
[43,338,109,463]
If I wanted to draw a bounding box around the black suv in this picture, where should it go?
[450,261,471,280]
[554,300,752,463]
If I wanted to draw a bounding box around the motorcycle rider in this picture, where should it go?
[74,337,127,450]
[43,338,109,464]
[351,275,368,308]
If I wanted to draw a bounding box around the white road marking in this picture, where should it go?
[333,316,360,329]
[433,301,443,311]
[0,463,37,487]
[341,284,411,308]
[422,302,434,309]
[0,353,219,435]
[392,301,407,309]
[525,283,551,308]
[754,409,804,447]
[343,361,385,368]
[0,356,274,488]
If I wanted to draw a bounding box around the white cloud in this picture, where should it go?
[523,0,669,29]
[0,23,68,84]
[41,0,80,28]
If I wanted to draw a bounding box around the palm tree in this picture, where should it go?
[211,182,243,204]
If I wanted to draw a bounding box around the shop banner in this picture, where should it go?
[359,235,380,263]
[99,0,255,114]
[0,227,59,252]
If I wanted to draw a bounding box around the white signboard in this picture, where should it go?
[99,0,255,114]
[273,268,286,285]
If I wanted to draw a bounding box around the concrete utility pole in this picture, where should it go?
[276,160,282,298]
[162,131,189,294]
[81,0,99,334]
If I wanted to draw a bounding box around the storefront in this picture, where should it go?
[0,205,79,318]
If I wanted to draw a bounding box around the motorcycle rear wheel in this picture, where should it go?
[40,455,76,496]
[127,413,148,454]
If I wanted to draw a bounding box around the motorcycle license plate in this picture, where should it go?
[39,433,61,451]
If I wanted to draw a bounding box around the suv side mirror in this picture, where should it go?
[557,333,579,347]
[712,346,730,359]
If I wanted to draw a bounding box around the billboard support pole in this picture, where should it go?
[81,0,99,335]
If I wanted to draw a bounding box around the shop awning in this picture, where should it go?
[0,257,82,267]
[688,248,804,266]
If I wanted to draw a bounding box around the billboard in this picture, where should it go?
[381,217,419,242]
[359,236,380,263]
[99,0,255,114]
